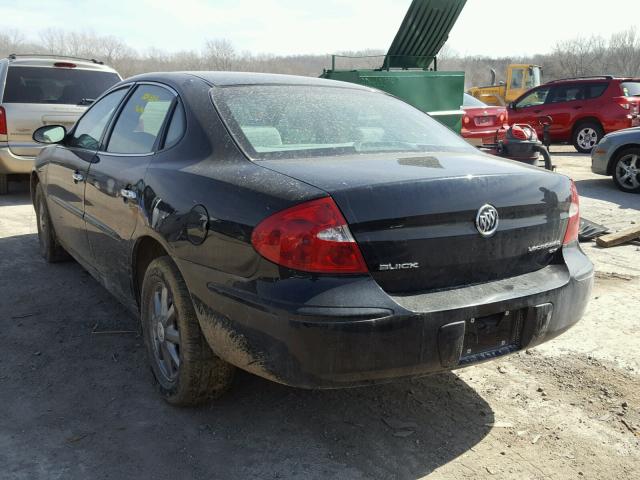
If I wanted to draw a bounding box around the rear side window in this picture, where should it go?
[548,85,584,104]
[585,83,608,99]
[107,85,174,154]
[67,88,128,150]
[2,66,120,105]
[163,102,185,148]
[621,82,640,97]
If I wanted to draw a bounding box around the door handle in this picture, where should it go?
[120,188,137,200]
[533,109,542,113]
[72,172,84,183]
[573,106,583,110]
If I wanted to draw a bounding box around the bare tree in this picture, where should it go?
[203,39,236,71]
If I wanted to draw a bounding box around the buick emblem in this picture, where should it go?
[475,204,499,237]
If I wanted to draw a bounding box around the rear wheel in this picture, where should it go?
[141,256,235,406]
[572,122,603,153]
[0,174,7,195]
[612,148,640,193]
[34,183,69,262]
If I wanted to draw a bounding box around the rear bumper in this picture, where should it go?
[461,127,500,145]
[179,245,593,389]
[0,146,35,175]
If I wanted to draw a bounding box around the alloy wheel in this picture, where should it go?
[149,282,181,382]
[576,127,598,151]
[616,153,640,190]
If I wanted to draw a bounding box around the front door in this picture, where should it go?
[45,88,129,263]
[83,84,176,303]
[509,86,551,136]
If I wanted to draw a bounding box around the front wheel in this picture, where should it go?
[141,256,235,406]
[612,148,640,193]
[572,122,603,153]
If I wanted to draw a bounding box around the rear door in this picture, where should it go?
[1,65,120,157]
[83,83,177,302]
[542,84,585,140]
[45,87,129,264]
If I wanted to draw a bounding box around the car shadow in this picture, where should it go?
[0,232,494,480]
[574,178,640,210]
[0,175,31,206]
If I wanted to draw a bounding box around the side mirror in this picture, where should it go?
[508,102,516,110]
[33,125,67,144]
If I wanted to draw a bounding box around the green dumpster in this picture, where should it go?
[321,0,467,132]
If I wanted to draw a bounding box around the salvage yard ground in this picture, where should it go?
[0,146,638,480]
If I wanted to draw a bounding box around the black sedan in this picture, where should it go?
[31,72,594,405]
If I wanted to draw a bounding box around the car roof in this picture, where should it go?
[125,71,374,91]
[545,76,640,86]
[3,55,119,73]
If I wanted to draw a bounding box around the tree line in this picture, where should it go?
[1,27,639,87]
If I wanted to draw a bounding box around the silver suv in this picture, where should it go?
[0,55,121,193]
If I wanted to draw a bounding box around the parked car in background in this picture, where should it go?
[460,93,508,145]
[507,76,640,153]
[592,127,640,193]
[0,54,121,193]
[31,72,592,406]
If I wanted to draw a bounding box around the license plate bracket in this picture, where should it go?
[459,310,523,363]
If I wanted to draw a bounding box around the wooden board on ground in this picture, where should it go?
[595,224,640,248]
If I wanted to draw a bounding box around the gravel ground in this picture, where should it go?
[0,147,638,479]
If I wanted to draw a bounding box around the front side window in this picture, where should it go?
[212,85,475,160]
[67,88,128,150]
[515,87,550,108]
[3,66,120,105]
[107,85,174,154]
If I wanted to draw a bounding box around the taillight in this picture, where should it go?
[54,62,77,68]
[251,197,368,274]
[562,181,580,245]
[614,96,631,110]
[463,115,470,125]
[0,106,6,135]
[499,113,505,123]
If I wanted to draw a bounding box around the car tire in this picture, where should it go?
[141,256,235,406]
[572,122,603,153]
[612,147,640,193]
[0,174,7,195]
[34,183,70,262]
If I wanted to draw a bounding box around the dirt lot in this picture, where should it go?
[0,146,638,480]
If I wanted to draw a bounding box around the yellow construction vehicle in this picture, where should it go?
[468,64,543,106]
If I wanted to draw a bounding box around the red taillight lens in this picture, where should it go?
[562,181,580,245]
[463,115,470,125]
[251,197,368,274]
[614,96,631,110]
[0,106,7,135]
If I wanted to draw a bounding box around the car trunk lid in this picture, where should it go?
[2,104,84,156]
[260,151,571,293]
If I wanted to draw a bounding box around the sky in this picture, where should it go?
[2,0,638,57]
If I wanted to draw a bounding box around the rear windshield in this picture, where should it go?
[3,66,120,105]
[463,93,487,107]
[213,85,475,160]
[621,82,640,97]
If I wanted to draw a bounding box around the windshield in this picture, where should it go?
[3,66,120,105]
[212,85,475,160]
[621,82,640,97]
